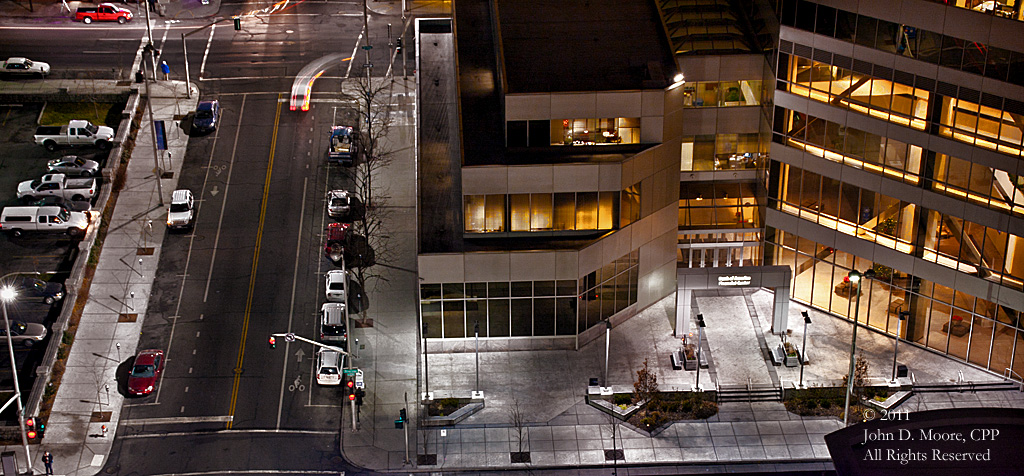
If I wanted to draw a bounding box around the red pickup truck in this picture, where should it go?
[75,3,133,24]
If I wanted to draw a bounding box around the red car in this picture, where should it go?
[128,349,164,396]
[75,3,133,24]
[324,222,349,263]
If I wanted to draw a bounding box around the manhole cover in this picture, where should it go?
[161,171,174,179]
[604,449,624,461]
[417,454,436,465]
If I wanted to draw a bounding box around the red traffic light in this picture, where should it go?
[26,418,38,440]
[347,380,354,388]
[268,336,276,349]
[349,393,356,401]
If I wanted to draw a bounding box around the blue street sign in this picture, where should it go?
[154,120,167,150]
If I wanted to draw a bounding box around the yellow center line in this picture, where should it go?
[227,93,283,428]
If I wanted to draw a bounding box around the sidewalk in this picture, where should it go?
[0,77,196,475]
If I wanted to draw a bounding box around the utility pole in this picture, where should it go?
[142,48,165,206]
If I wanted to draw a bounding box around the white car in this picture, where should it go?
[319,302,347,344]
[325,270,347,302]
[326,190,352,219]
[2,57,50,77]
[315,349,343,385]
[167,189,195,229]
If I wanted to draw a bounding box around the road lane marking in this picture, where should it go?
[199,24,215,79]
[119,428,336,439]
[153,145,215,405]
[204,94,246,302]
[123,415,234,425]
[276,177,308,429]
[227,93,282,428]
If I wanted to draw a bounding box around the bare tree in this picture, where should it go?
[345,75,399,318]
[508,396,529,462]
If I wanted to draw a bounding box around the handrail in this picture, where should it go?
[1004,368,1024,391]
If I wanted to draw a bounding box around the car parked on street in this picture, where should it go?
[1,57,49,77]
[315,349,344,386]
[319,302,347,344]
[128,349,164,396]
[192,100,220,133]
[47,156,100,177]
[0,321,48,348]
[166,189,195,230]
[10,276,64,304]
[326,190,352,219]
[325,270,347,302]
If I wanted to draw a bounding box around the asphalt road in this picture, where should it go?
[83,3,387,475]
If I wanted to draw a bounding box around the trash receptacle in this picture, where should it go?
[135,69,144,83]
[897,364,909,378]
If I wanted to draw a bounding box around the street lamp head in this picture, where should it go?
[697,314,706,328]
[848,270,861,283]
[898,310,910,321]
[802,310,811,324]
[0,287,14,302]
[864,268,876,279]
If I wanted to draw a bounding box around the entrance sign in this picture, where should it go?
[718,275,751,286]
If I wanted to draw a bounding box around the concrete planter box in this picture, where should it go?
[421,391,485,427]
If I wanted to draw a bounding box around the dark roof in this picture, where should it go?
[497,0,675,93]
[656,0,769,55]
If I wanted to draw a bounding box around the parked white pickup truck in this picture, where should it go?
[17,174,97,201]
[34,120,114,151]
[0,206,90,237]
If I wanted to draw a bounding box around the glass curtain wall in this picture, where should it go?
[768,229,1024,378]
[419,250,639,339]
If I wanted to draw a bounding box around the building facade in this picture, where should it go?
[766,0,1024,377]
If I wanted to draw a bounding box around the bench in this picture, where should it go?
[670,350,683,370]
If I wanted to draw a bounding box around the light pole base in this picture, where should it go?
[599,386,613,396]
[421,392,434,401]
[692,384,705,392]
[471,390,484,399]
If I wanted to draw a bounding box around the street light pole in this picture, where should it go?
[474,320,480,395]
[892,310,909,383]
[603,320,611,387]
[1,288,30,471]
[423,322,429,399]
[695,314,706,391]
[799,311,811,388]
[843,269,874,426]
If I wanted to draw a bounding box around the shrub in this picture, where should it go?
[612,393,632,405]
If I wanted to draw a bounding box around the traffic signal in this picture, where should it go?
[25,417,37,440]
[395,408,407,429]
[355,389,364,406]
[268,335,276,349]
[233,17,241,30]
[345,379,355,398]
[395,38,402,52]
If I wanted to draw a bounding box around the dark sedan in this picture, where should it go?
[192,100,220,133]
[11,276,64,305]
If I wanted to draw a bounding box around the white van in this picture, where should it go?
[0,206,89,237]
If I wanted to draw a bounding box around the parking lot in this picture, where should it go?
[0,102,113,403]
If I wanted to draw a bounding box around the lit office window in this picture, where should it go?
[939,97,1024,158]
[783,55,929,130]
[682,80,763,107]
[549,117,640,146]
[465,190,628,233]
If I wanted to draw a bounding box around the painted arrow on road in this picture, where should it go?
[295,348,305,363]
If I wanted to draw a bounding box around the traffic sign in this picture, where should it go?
[361,45,373,50]
[355,369,365,389]
[343,368,358,376]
